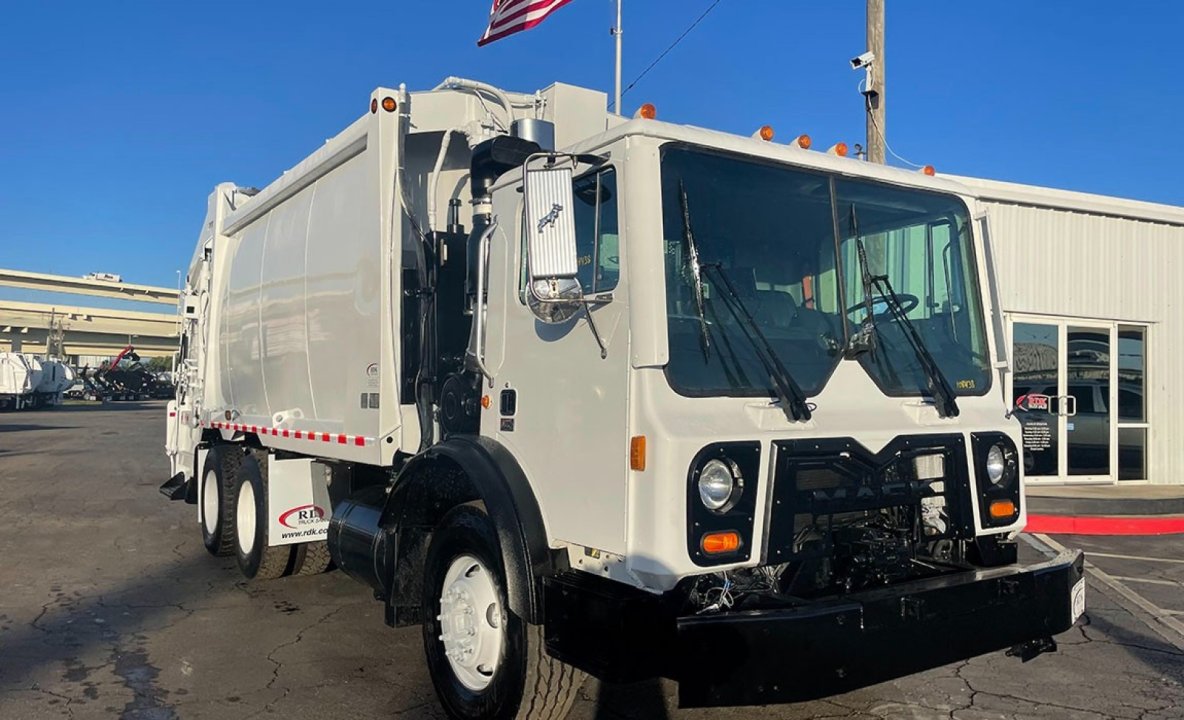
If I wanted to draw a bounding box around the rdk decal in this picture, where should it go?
[279,504,326,528]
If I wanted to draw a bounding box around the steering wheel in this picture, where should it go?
[846,293,920,319]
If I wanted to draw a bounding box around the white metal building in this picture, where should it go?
[956,175,1183,486]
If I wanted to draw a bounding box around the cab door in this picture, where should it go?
[480,159,631,556]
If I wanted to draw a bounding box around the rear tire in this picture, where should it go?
[200,446,242,557]
[292,541,333,575]
[233,454,295,580]
[422,505,584,720]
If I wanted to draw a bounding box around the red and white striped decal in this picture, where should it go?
[200,420,375,447]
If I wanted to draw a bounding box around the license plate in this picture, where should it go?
[1071,578,1086,623]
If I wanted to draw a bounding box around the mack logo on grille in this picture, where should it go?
[809,479,931,504]
[279,504,326,528]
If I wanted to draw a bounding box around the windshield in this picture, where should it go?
[836,179,990,397]
[659,145,990,399]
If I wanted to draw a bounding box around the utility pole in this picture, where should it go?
[613,0,623,114]
[865,0,885,164]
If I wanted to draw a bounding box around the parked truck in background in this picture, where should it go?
[162,77,1086,719]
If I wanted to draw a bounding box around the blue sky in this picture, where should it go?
[1,0,1181,307]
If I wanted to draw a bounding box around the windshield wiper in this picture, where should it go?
[702,263,813,422]
[678,181,711,360]
[847,204,959,418]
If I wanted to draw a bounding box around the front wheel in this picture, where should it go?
[422,505,584,720]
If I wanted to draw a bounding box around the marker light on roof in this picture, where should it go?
[752,125,774,141]
[634,103,657,120]
[827,142,849,157]
[922,165,936,176]
[791,134,811,149]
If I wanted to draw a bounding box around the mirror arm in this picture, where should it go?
[581,299,608,360]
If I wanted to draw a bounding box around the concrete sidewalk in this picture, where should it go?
[1028,485,1184,516]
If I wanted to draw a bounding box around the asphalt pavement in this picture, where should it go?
[1,402,1183,719]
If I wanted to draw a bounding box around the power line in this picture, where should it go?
[608,0,724,111]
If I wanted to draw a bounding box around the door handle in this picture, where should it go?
[1058,394,1077,417]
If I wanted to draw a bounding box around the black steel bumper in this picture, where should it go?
[675,549,1085,708]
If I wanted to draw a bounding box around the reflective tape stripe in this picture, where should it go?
[198,418,375,447]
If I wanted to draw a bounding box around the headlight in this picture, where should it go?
[986,444,1007,485]
[698,458,743,513]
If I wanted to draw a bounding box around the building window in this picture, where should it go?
[1117,325,1148,481]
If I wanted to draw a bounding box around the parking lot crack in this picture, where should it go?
[240,605,347,719]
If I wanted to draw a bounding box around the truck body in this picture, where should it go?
[0,353,70,410]
[0,353,34,410]
[33,359,74,406]
[163,78,1084,718]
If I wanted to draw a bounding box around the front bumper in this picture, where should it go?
[675,549,1085,707]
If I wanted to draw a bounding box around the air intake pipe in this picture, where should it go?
[464,133,545,313]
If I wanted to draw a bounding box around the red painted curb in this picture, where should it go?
[1026,514,1184,536]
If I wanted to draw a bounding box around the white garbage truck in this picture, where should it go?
[163,77,1086,719]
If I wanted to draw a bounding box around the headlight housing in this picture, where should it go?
[698,458,743,513]
[985,444,1007,485]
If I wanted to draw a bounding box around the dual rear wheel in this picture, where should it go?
[198,445,331,578]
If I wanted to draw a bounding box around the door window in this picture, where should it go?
[1117,325,1148,480]
[573,168,619,293]
[1012,322,1059,477]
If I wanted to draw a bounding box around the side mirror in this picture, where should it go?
[523,155,582,324]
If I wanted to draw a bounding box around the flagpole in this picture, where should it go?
[614,0,623,114]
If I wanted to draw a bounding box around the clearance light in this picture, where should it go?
[921,165,936,176]
[370,98,378,114]
[634,103,657,120]
[827,142,849,157]
[630,435,647,471]
[791,134,812,149]
[381,96,397,112]
[480,395,492,409]
[701,531,741,555]
[989,499,1017,520]
[752,125,774,141]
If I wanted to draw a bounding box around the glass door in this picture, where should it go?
[1009,317,1117,484]
[1011,321,1061,480]
[1065,324,1112,480]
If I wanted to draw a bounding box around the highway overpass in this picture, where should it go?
[0,270,179,359]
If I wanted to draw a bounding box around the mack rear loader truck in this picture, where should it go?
[162,77,1085,719]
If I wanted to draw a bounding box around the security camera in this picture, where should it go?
[850,51,876,69]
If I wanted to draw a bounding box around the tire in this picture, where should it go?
[422,505,584,720]
[200,446,242,557]
[233,454,296,580]
[291,541,332,576]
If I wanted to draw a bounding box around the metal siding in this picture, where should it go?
[987,200,1184,484]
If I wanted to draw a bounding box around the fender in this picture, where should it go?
[383,435,558,625]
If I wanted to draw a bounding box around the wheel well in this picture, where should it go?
[381,437,561,628]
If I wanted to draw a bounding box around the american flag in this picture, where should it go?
[477,0,574,46]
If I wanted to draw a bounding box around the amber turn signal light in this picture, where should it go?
[989,499,1017,519]
[701,531,741,555]
[381,96,397,112]
[630,435,646,471]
